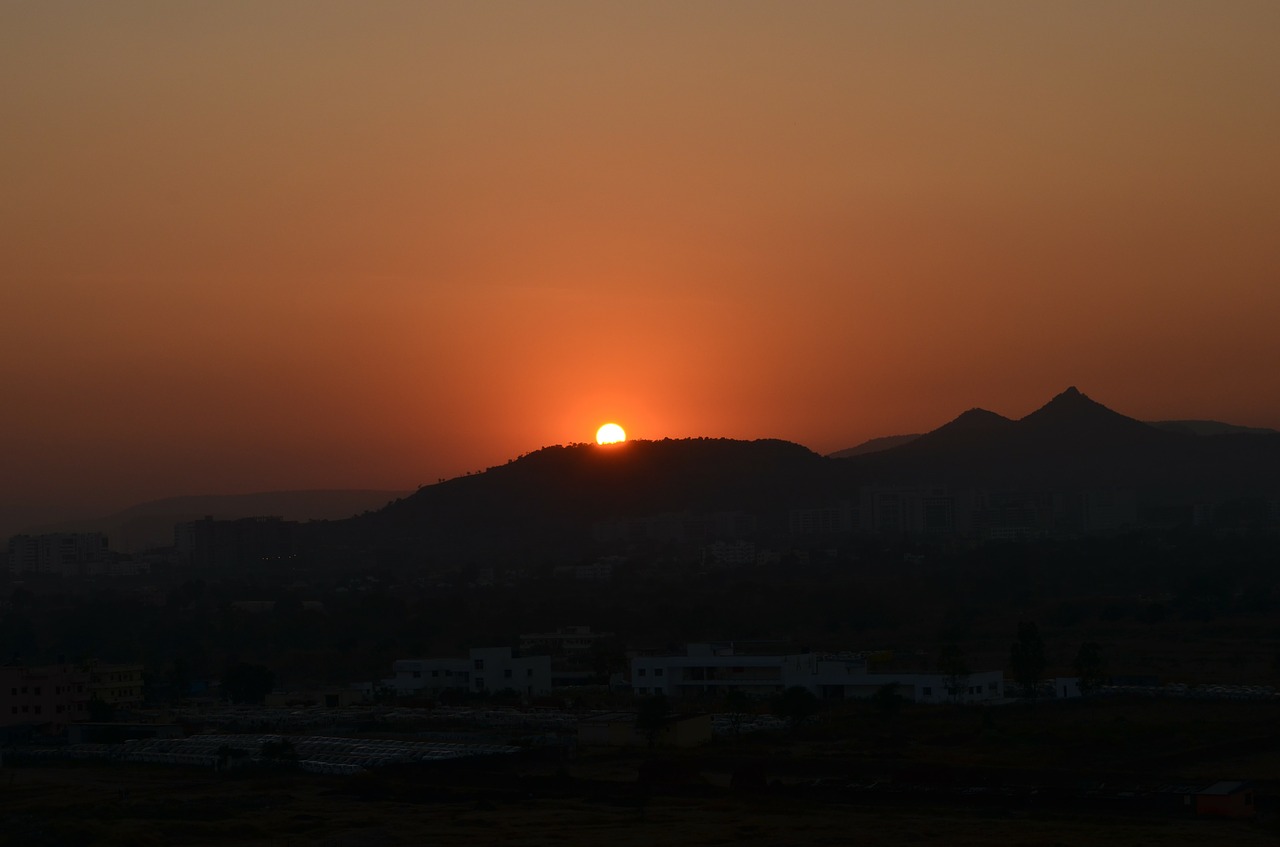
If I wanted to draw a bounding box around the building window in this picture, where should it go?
[655,668,664,677]
[526,669,533,678]
[923,687,932,696]
[432,670,439,678]
[474,659,484,670]
[638,668,646,676]
[412,671,421,678]
[504,669,512,679]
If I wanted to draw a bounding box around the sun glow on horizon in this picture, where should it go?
[596,423,626,445]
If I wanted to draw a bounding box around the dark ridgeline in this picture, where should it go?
[827,433,922,458]
[361,438,839,558]
[332,387,1280,564]
[849,386,1184,488]
[845,386,1280,490]
[22,489,412,555]
[1149,420,1280,436]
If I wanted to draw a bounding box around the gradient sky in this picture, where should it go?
[4,1,1279,531]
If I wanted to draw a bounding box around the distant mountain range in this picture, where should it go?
[25,389,1278,556]
[26,490,410,552]
[831,394,1278,457]
[832,387,1280,495]
[355,388,1280,557]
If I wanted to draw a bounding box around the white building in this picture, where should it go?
[379,647,553,699]
[384,658,470,696]
[632,643,1004,704]
[469,646,553,698]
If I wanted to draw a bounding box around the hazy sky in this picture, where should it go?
[4,1,1279,530]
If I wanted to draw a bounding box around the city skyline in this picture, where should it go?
[4,2,1279,530]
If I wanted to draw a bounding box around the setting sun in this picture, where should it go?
[596,423,626,445]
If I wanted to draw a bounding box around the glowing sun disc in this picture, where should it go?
[596,423,626,445]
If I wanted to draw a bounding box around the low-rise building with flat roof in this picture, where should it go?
[632,643,1004,704]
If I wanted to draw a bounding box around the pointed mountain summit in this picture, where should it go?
[1017,386,1161,449]
[1020,386,1139,425]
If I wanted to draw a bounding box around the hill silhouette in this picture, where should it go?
[828,433,922,458]
[331,389,1280,559]
[374,438,832,521]
[1149,419,1280,437]
[833,395,1276,458]
[842,387,1280,495]
[360,438,836,556]
[31,490,410,552]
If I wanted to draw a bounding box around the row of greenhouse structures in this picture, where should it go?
[12,733,521,775]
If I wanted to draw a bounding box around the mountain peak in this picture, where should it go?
[1019,387,1156,441]
[888,406,1014,455]
[954,407,1012,425]
[1040,386,1093,409]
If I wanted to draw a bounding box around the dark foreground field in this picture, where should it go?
[4,697,1278,846]
[2,761,1274,847]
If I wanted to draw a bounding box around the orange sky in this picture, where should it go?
[3,1,1279,531]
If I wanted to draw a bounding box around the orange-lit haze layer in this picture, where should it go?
[3,2,1279,532]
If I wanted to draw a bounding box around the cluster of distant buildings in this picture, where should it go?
[1,661,143,731]
[364,632,1006,707]
[3,628,1016,736]
[0,484,1239,579]
[5,516,296,577]
[793,487,1139,539]
[631,642,1005,705]
[5,532,124,577]
[594,487,1142,545]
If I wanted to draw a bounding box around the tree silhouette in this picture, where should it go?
[1009,621,1046,699]
[722,689,751,737]
[222,662,275,704]
[938,642,970,702]
[635,695,671,747]
[872,682,903,718]
[87,696,114,722]
[1074,641,1107,695]
[773,686,818,730]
